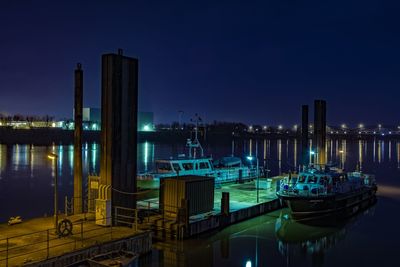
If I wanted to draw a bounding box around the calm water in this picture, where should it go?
[1,138,399,266]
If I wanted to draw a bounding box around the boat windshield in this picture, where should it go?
[298,175,307,183]
[307,176,318,184]
[182,163,194,170]
[172,163,182,172]
[199,162,210,169]
[157,162,172,172]
[319,176,328,185]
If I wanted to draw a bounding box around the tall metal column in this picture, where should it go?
[314,100,327,165]
[301,105,309,167]
[100,49,138,214]
[73,63,83,214]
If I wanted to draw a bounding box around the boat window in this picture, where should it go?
[157,162,172,171]
[307,176,317,184]
[298,175,307,183]
[172,163,181,172]
[319,176,328,185]
[182,163,193,170]
[199,162,209,169]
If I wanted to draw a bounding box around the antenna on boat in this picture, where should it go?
[187,114,204,158]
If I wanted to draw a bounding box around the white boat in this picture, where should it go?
[137,121,259,188]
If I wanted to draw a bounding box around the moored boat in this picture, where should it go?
[137,123,259,188]
[276,165,377,220]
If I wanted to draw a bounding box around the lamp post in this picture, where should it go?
[247,156,260,203]
[48,153,59,232]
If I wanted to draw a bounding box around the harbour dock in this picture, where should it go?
[0,176,286,266]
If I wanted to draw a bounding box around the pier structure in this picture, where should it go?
[100,49,139,216]
[314,99,327,165]
[73,63,83,214]
[301,105,309,167]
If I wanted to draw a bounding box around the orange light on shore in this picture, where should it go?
[48,153,57,160]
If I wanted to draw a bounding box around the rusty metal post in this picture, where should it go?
[80,221,84,246]
[46,230,49,258]
[135,209,138,232]
[74,63,83,214]
[6,237,9,267]
[64,196,68,216]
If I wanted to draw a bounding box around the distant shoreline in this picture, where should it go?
[0,128,397,145]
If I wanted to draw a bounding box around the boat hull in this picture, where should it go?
[277,186,377,221]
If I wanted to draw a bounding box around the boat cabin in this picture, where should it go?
[155,157,214,176]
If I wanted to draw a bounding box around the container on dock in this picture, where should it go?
[160,175,215,217]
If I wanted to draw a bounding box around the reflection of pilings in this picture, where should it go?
[314,100,326,165]
[74,63,83,214]
[301,105,309,166]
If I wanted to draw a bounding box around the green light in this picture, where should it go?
[246,156,254,161]
[142,124,152,131]
[310,151,315,155]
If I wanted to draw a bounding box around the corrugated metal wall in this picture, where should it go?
[161,176,214,217]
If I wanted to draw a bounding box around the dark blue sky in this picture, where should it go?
[0,0,399,126]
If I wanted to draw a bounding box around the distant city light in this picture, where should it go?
[143,124,152,132]
[309,124,313,128]
[359,124,364,128]
[378,124,382,128]
[246,156,254,161]
[263,125,267,130]
[278,125,283,130]
[339,150,344,153]
[0,122,2,126]
[341,124,346,128]
[293,124,298,130]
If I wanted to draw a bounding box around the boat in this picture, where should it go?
[137,121,259,188]
[276,165,377,220]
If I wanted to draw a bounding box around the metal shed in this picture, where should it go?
[160,175,215,217]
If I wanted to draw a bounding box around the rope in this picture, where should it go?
[111,187,152,195]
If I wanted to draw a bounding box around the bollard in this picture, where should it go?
[135,209,138,232]
[80,222,84,247]
[46,230,49,258]
[6,238,9,267]
[65,196,68,216]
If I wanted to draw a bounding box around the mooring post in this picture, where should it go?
[135,209,138,232]
[80,221,84,246]
[6,237,9,267]
[46,230,49,258]
[64,196,68,216]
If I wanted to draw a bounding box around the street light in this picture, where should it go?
[48,153,59,232]
[247,156,260,203]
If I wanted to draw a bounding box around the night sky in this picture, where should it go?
[1,0,399,126]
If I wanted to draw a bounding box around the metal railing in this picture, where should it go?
[0,214,137,267]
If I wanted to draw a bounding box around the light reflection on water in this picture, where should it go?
[0,138,400,266]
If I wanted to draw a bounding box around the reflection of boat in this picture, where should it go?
[137,126,258,188]
[275,206,375,266]
[276,166,377,220]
